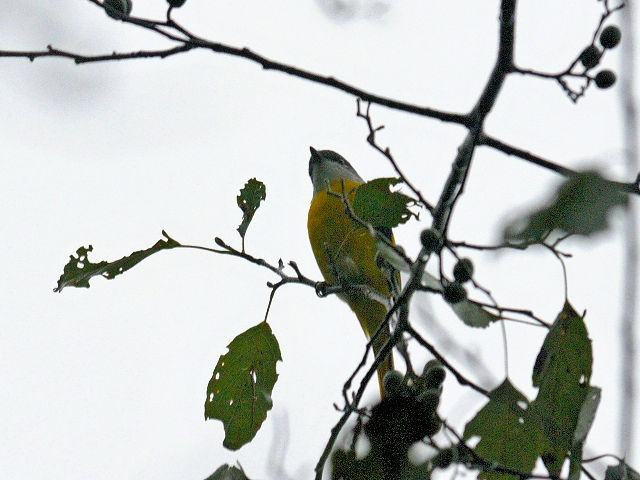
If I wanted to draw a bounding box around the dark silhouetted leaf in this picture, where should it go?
[236,178,266,247]
[205,322,281,450]
[331,448,386,480]
[353,177,416,228]
[464,380,544,480]
[605,462,640,480]
[331,447,433,480]
[54,231,180,292]
[503,171,627,242]
[204,463,251,480]
[529,302,593,477]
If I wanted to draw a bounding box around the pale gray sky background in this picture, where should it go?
[1,1,638,479]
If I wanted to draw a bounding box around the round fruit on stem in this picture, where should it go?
[595,70,616,89]
[600,25,621,49]
[420,228,442,253]
[383,370,406,397]
[579,45,601,69]
[453,257,474,283]
[443,282,467,304]
[104,0,131,18]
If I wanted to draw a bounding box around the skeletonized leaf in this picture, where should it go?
[54,231,180,292]
[205,322,281,450]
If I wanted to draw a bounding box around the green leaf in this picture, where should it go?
[54,231,180,292]
[605,462,640,480]
[204,464,251,480]
[332,448,433,480]
[236,178,266,245]
[572,386,601,445]
[529,301,593,477]
[568,386,600,480]
[463,380,544,480]
[331,448,386,480]
[331,441,433,480]
[451,301,500,328]
[353,177,416,228]
[204,322,281,450]
[503,170,627,242]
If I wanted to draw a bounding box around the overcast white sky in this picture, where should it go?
[1,1,638,479]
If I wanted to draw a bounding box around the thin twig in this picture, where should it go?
[406,324,490,396]
[356,99,434,213]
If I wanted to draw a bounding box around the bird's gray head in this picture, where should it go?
[308,146,363,196]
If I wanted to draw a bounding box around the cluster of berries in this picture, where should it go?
[579,25,622,89]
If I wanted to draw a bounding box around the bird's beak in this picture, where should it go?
[309,146,321,179]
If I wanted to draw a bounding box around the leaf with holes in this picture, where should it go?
[529,301,593,477]
[205,322,281,450]
[353,177,416,228]
[463,380,544,480]
[54,231,180,292]
[236,178,266,245]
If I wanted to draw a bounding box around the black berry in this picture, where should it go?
[579,45,601,69]
[600,25,621,49]
[453,258,474,283]
[595,70,616,89]
[443,282,467,304]
[420,229,441,252]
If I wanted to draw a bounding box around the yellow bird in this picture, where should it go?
[307,147,399,396]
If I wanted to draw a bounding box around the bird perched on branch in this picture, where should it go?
[307,147,399,396]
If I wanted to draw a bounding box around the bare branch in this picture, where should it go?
[0,44,194,64]
[479,133,640,195]
[356,99,435,213]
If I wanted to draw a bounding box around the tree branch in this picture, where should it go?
[432,0,516,233]
[0,44,194,64]
[479,134,640,195]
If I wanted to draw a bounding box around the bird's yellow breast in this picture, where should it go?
[307,180,392,336]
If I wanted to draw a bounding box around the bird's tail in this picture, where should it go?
[371,324,394,397]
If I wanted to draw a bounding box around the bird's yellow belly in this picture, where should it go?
[307,181,391,333]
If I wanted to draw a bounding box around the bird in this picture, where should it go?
[307,146,399,396]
